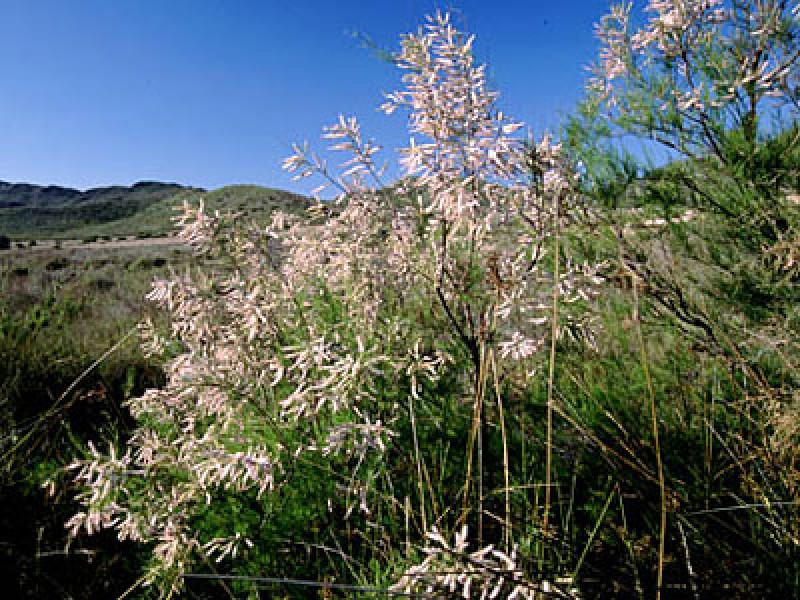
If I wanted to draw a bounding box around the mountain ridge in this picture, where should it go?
[0,180,193,209]
[0,181,310,239]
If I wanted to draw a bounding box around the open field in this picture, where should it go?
[0,187,311,598]
[4,235,184,254]
[1,241,180,598]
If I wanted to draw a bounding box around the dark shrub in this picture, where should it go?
[45,257,69,271]
[89,277,116,292]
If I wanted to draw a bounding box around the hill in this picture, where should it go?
[0,181,311,240]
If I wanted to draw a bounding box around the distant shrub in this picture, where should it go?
[28,240,37,247]
[88,277,115,292]
[126,256,167,271]
[86,259,110,270]
[0,235,11,250]
[45,257,69,271]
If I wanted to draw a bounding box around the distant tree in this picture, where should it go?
[0,235,10,250]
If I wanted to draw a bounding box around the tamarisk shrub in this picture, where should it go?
[571,0,800,594]
[66,12,602,595]
[589,0,799,157]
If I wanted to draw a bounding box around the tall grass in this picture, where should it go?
[0,249,169,598]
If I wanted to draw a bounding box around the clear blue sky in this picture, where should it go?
[0,0,612,193]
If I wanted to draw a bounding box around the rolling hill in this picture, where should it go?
[0,181,311,240]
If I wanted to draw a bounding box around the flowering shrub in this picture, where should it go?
[57,3,800,597]
[390,526,574,599]
[65,12,602,595]
[581,2,800,597]
[589,0,799,156]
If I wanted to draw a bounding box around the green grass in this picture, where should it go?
[0,188,312,597]
[0,245,184,598]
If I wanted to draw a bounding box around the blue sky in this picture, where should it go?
[0,1,612,193]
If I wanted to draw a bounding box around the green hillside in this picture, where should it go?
[0,182,311,240]
[0,181,192,239]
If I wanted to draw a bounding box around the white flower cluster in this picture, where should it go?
[391,526,580,599]
[590,1,799,156]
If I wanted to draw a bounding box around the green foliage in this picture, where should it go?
[562,68,800,596]
[0,252,169,598]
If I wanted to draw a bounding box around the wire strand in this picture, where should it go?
[182,573,424,597]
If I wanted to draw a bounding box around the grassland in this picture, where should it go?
[0,242,177,598]
[0,185,312,598]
